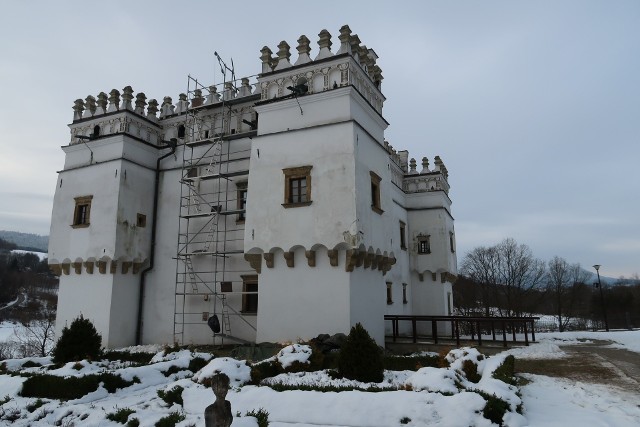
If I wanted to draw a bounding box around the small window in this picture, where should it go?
[137,213,147,228]
[282,166,312,208]
[237,182,248,222]
[242,275,258,313]
[403,283,408,304]
[221,281,233,293]
[370,171,383,214]
[187,167,198,178]
[72,195,93,228]
[177,125,186,138]
[450,231,456,253]
[93,125,100,137]
[399,221,407,250]
[417,234,431,254]
[386,282,393,305]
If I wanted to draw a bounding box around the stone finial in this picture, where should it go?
[160,96,174,118]
[206,85,221,104]
[175,93,189,114]
[147,99,158,120]
[409,158,418,174]
[433,155,444,172]
[121,86,134,110]
[73,99,85,121]
[421,157,430,173]
[359,45,372,72]
[349,35,361,63]
[260,46,274,73]
[238,78,252,97]
[223,82,236,101]
[366,49,378,79]
[336,25,353,55]
[83,95,96,118]
[315,29,333,60]
[274,41,292,70]
[96,92,108,115]
[107,89,121,113]
[204,373,233,427]
[372,65,384,89]
[134,92,147,115]
[191,89,204,107]
[294,35,312,66]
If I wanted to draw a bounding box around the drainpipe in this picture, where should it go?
[136,138,177,345]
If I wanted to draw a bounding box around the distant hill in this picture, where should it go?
[0,231,48,252]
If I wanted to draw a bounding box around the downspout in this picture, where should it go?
[136,139,177,345]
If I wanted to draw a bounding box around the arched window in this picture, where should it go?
[177,125,186,138]
[93,125,100,137]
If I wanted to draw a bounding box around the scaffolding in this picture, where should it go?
[174,54,258,345]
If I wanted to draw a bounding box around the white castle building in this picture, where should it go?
[48,25,457,348]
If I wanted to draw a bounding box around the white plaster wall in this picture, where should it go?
[55,273,115,348]
[107,272,141,348]
[256,247,352,343]
[244,121,358,252]
[349,268,386,345]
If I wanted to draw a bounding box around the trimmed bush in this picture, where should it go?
[103,350,155,365]
[155,411,185,427]
[246,408,269,427]
[20,373,137,400]
[461,359,481,383]
[383,355,439,371]
[492,355,517,385]
[52,315,102,363]
[474,390,510,426]
[157,385,184,407]
[337,323,384,383]
[106,407,136,424]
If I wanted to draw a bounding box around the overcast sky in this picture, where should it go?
[0,1,638,278]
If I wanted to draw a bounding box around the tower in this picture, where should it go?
[49,87,169,347]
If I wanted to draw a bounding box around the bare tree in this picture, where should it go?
[459,245,500,316]
[460,238,546,316]
[13,309,56,357]
[546,256,590,331]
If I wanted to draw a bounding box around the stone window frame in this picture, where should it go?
[72,195,93,228]
[137,213,147,228]
[370,171,383,214]
[386,282,393,305]
[236,181,248,222]
[450,231,456,253]
[417,234,431,254]
[399,221,407,250]
[282,166,312,208]
[241,274,259,314]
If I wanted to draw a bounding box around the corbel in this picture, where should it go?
[355,250,365,267]
[49,264,62,276]
[244,254,262,273]
[283,251,295,268]
[110,261,118,274]
[97,260,107,274]
[72,262,82,275]
[84,261,94,274]
[364,252,374,269]
[370,254,379,270]
[263,253,274,268]
[328,250,339,267]
[133,262,143,274]
[432,272,437,281]
[418,273,424,282]
[121,261,132,274]
[61,263,70,275]
[345,249,356,272]
[305,250,316,267]
[376,254,384,271]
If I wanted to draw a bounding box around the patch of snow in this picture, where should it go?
[503,341,567,359]
[193,357,251,387]
[276,344,312,368]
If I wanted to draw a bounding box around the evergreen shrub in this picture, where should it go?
[337,323,383,383]
[52,315,102,363]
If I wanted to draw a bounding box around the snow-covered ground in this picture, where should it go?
[0,330,638,426]
[10,250,47,261]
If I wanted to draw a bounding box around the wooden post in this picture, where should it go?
[455,319,460,347]
[432,320,438,344]
[412,319,417,343]
[477,321,482,346]
[524,321,529,346]
[531,319,536,342]
[501,320,507,347]
[491,321,496,341]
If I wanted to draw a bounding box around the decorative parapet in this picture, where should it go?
[257,25,384,114]
[403,155,450,194]
[49,257,146,276]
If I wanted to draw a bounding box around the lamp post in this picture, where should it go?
[592,264,609,332]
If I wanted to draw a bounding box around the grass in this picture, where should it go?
[246,408,269,427]
[155,410,185,427]
[106,407,136,424]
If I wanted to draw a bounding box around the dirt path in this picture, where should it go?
[515,339,640,394]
